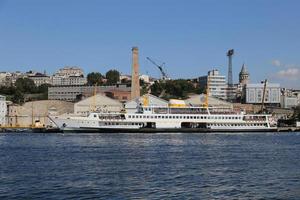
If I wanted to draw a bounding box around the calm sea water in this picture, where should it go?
[0,132,300,199]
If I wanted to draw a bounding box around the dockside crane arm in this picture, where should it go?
[146,57,168,80]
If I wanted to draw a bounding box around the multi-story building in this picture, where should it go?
[48,85,131,102]
[54,66,84,77]
[281,95,298,109]
[280,88,300,108]
[0,95,7,126]
[51,66,86,86]
[0,72,11,86]
[28,73,51,86]
[245,83,280,105]
[199,69,227,100]
[51,75,87,86]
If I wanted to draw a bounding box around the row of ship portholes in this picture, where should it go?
[207,123,268,127]
[104,122,143,126]
[128,115,242,120]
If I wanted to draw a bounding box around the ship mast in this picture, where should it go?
[204,76,210,108]
[93,84,97,111]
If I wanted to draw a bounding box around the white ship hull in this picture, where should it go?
[49,108,278,133]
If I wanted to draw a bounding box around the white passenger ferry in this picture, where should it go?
[49,105,278,133]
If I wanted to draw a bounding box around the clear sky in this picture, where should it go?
[0,0,299,88]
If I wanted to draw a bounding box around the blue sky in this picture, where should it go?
[0,0,299,88]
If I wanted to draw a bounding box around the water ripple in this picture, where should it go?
[0,132,300,199]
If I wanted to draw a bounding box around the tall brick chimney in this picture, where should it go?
[131,47,140,99]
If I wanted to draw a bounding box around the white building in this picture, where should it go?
[55,67,84,77]
[51,75,87,86]
[0,95,7,126]
[51,67,86,86]
[281,95,298,109]
[245,83,280,104]
[28,73,51,86]
[199,69,227,100]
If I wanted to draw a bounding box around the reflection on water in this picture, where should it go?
[0,132,300,199]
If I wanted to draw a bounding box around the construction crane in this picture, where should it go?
[146,57,169,80]
[260,79,268,113]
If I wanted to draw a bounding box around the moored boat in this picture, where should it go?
[49,105,277,133]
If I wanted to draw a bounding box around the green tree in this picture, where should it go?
[37,83,51,93]
[0,86,16,95]
[150,81,165,97]
[150,79,198,99]
[12,90,24,104]
[87,72,104,86]
[15,78,37,93]
[106,70,120,85]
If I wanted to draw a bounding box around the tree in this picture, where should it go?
[11,90,24,104]
[87,72,104,86]
[0,86,16,95]
[106,70,120,85]
[150,79,198,99]
[150,81,165,97]
[37,83,51,93]
[15,78,37,93]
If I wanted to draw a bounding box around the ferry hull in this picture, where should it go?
[61,127,278,133]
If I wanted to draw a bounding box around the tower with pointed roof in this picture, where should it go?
[239,63,250,86]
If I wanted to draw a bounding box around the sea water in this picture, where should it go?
[0,132,300,199]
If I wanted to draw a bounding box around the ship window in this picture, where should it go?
[155,116,157,119]
[194,116,197,119]
[147,116,149,118]
[176,116,179,119]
